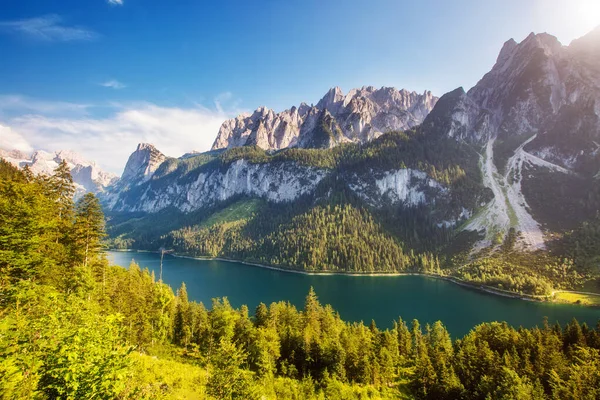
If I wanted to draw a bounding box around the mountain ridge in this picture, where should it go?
[211,86,438,151]
[0,147,118,197]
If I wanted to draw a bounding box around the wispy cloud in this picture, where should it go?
[0,15,98,42]
[0,95,92,117]
[108,0,124,5]
[0,97,245,175]
[100,80,126,90]
[0,124,33,153]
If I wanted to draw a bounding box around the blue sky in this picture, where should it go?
[0,0,598,174]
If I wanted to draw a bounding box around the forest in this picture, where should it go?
[2,159,600,399]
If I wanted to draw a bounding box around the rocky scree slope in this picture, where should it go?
[422,28,600,251]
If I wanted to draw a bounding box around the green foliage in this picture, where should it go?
[199,198,263,229]
[561,213,600,275]
[522,167,600,232]
[455,252,586,296]
[0,283,135,399]
[167,202,443,274]
[73,193,106,268]
[3,159,600,399]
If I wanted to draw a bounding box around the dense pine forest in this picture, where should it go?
[2,159,600,399]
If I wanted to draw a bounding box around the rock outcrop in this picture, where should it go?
[120,143,168,186]
[212,87,438,151]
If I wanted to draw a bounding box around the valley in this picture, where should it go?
[2,10,600,396]
[92,27,600,303]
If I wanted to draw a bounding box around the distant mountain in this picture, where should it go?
[0,148,118,197]
[212,86,438,151]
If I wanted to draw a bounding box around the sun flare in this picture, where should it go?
[574,0,600,30]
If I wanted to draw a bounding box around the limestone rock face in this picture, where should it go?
[212,87,438,150]
[425,28,600,164]
[120,143,167,186]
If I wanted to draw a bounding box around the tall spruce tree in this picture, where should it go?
[73,193,105,268]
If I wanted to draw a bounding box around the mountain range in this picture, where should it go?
[212,86,438,150]
[0,148,118,197]
[3,27,600,276]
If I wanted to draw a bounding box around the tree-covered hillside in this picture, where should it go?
[107,131,483,271]
[2,159,600,399]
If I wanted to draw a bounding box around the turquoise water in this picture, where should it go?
[107,251,600,338]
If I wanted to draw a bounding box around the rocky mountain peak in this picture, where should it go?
[497,38,517,64]
[316,86,345,112]
[120,143,167,185]
[419,27,600,251]
[520,32,563,56]
[569,25,600,60]
[212,85,438,151]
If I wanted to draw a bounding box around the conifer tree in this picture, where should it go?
[73,193,105,268]
[173,282,190,345]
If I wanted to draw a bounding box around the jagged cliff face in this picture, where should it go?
[0,148,118,196]
[120,143,168,186]
[212,86,438,151]
[107,160,327,213]
[426,29,600,157]
[106,157,449,216]
[423,28,600,251]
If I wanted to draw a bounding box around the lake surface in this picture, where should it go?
[107,251,600,338]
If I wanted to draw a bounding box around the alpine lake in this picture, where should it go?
[107,251,600,338]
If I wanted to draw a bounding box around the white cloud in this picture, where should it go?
[108,0,124,5]
[0,15,98,42]
[100,80,126,89]
[1,101,240,175]
[0,124,33,152]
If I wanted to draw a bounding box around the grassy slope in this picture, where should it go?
[198,198,263,229]
[553,292,600,307]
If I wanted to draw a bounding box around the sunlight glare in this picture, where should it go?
[573,0,600,30]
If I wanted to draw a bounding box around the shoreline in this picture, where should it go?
[174,254,546,301]
[109,249,555,304]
